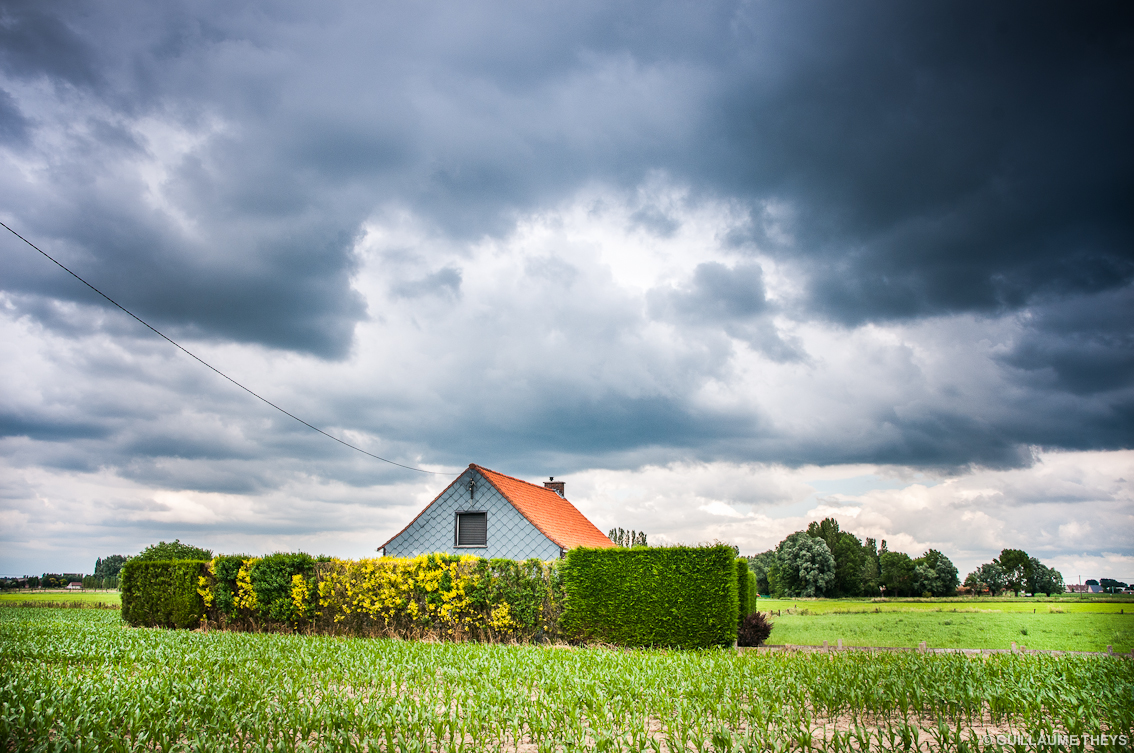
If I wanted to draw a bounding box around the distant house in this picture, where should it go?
[65,582,83,591]
[380,464,615,560]
[1065,584,1102,594]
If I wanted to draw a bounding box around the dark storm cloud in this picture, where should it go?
[665,262,768,321]
[6,0,1130,334]
[709,2,1134,323]
[1001,288,1134,397]
[0,2,102,90]
[0,88,29,145]
[1,0,1131,477]
[0,411,108,442]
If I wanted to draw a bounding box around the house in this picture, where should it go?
[65,582,83,591]
[380,464,616,560]
[1065,584,1103,594]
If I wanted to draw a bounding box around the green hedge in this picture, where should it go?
[736,558,758,624]
[464,558,564,639]
[312,555,562,641]
[120,560,207,629]
[125,549,742,648]
[560,545,738,648]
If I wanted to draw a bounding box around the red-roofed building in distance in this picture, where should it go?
[380,464,615,560]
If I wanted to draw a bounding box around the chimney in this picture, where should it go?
[544,477,565,497]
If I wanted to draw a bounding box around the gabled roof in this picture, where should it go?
[472,464,616,551]
[380,464,615,552]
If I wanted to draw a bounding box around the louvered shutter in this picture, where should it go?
[456,512,487,546]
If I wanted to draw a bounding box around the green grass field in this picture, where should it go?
[1,608,1131,752]
[765,611,1132,653]
[0,590,121,605]
[751,597,1134,653]
[755,596,1133,615]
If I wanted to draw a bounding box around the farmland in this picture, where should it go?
[754,597,1133,615]
[756,598,1134,653]
[2,608,1132,752]
[0,590,122,606]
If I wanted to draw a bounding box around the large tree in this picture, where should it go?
[964,562,1007,595]
[879,551,916,596]
[995,549,1032,595]
[807,518,866,596]
[912,549,960,597]
[1028,559,1065,595]
[772,532,835,597]
[94,555,128,578]
[746,550,776,595]
[861,538,882,595]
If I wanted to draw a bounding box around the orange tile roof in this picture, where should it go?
[472,464,616,550]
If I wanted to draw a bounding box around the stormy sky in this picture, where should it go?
[1,0,1131,581]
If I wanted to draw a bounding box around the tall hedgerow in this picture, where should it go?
[736,558,755,625]
[121,559,207,629]
[560,545,739,649]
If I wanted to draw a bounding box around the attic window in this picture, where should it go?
[455,511,487,547]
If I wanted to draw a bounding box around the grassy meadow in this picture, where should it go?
[754,597,1134,653]
[754,596,1132,614]
[2,607,1132,752]
[0,590,122,605]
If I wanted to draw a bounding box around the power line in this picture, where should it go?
[2,220,441,475]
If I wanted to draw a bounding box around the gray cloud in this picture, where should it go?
[390,267,462,300]
[1,0,1131,574]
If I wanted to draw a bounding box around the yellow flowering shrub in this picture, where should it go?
[197,559,215,609]
[290,573,309,616]
[488,601,519,635]
[192,550,561,641]
[314,554,561,642]
[235,558,260,614]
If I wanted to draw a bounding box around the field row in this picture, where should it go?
[2,608,1132,752]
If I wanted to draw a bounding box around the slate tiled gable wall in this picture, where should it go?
[383,468,562,560]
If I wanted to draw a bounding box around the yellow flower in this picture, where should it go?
[235,558,260,613]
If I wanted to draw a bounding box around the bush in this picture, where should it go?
[120,560,207,629]
[314,554,560,641]
[251,552,318,625]
[737,611,774,647]
[736,558,757,624]
[560,545,738,649]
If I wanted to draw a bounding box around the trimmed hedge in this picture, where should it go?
[560,545,739,648]
[120,559,207,628]
[313,554,562,641]
[126,548,743,649]
[198,553,320,630]
[736,558,758,624]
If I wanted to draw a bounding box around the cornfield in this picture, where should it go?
[1,608,1131,752]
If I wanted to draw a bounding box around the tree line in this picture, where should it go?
[963,549,1064,596]
[747,518,1064,598]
